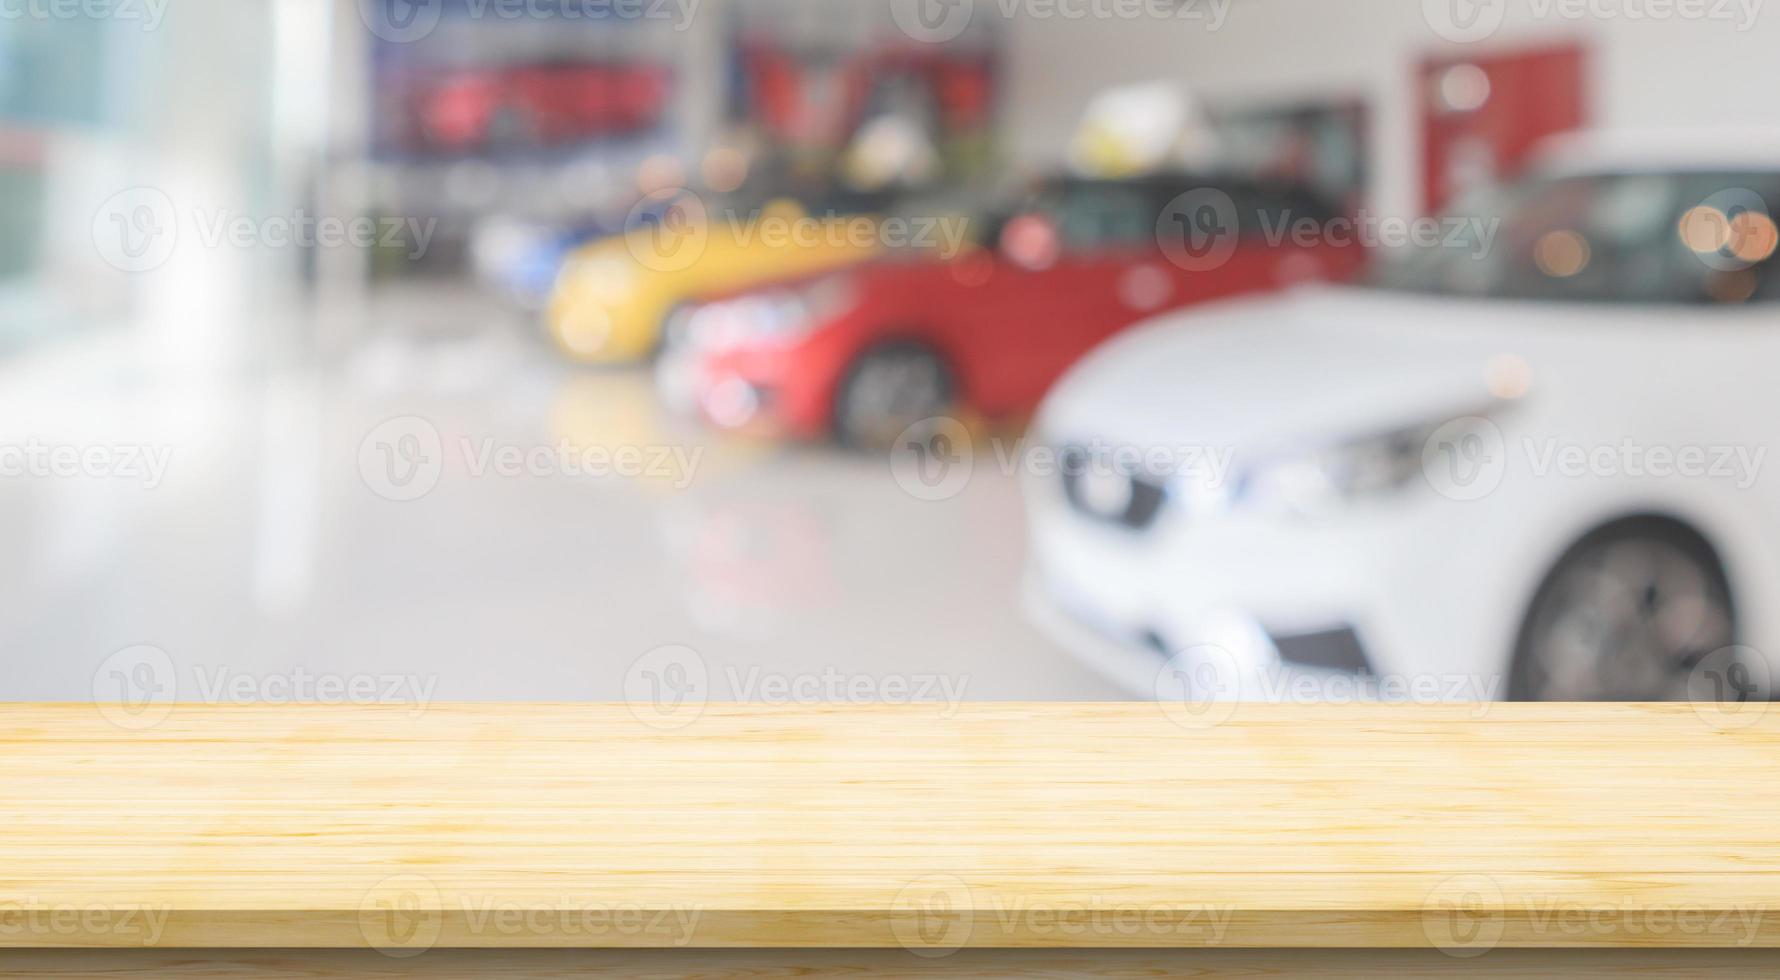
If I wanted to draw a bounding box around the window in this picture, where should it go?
[1379,170,1780,304]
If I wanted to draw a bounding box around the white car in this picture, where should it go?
[1023,132,1780,703]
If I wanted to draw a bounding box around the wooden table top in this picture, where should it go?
[3,702,1777,950]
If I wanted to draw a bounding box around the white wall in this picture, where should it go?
[1001,0,1780,217]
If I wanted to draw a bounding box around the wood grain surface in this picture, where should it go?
[3,702,1777,950]
[8,949,1780,978]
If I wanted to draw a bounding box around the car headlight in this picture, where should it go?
[1232,413,1494,516]
[585,255,639,302]
[694,276,858,349]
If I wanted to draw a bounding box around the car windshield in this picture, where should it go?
[1374,170,1780,304]
[1023,175,1343,251]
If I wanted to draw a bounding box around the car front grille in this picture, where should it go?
[1271,626,1372,674]
[1059,445,1167,531]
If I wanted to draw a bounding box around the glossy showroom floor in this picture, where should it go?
[0,289,1121,702]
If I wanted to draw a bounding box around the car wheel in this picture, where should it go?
[831,340,956,450]
[1510,522,1736,700]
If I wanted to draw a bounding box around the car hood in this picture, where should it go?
[1038,285,1565,454]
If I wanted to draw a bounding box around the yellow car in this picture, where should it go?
[546,197,885,364]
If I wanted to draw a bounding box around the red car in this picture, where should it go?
[411,61,672,153]
[660,175,1365,447]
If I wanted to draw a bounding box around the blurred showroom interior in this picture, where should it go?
[3,0,1777,701]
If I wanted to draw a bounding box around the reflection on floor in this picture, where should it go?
[0,302,1123,701]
